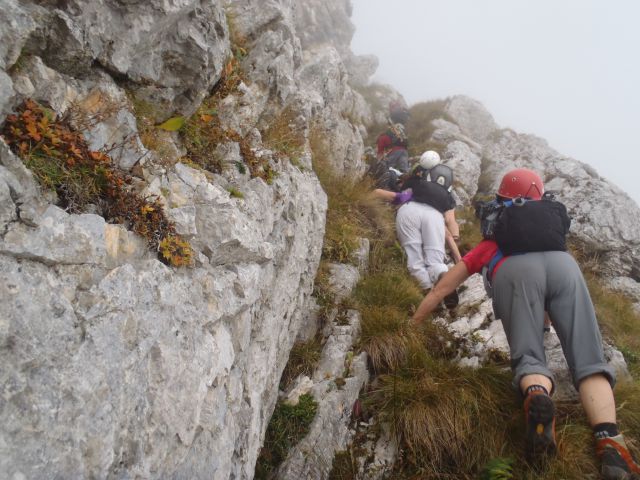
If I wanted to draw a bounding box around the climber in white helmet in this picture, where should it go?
[373,150,461,307]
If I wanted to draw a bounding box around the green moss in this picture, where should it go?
[255,394,318,479]
[227,186,244,199]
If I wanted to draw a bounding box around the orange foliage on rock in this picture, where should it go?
[1,99,193,267]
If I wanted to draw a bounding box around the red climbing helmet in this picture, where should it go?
[497,168,544,200]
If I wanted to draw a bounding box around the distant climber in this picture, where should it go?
[369,101,410,190]
[375,151,461,307]
[412,168,640,479]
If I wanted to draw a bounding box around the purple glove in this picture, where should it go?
[393,189,413,205]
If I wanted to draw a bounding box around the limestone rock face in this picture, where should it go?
[443,140,482,205]
[18,0,229,116]
[294,0,355,54]
[444,95,499,142]
[278,309,369,480]
[344,53,379,87]
[0,0,373,478]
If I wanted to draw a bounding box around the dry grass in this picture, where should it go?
[367,360,516,478]
[357,305,421,372]
[589,274,640,375]
[310,126,396,263]
[280,335,323,390]
[570,242,640,377]
[329,450,358,480]
[406,99,451,157]
[312,260,337,326]
[130,98,178,165]
[457,205,484,256]
[261,107,306,163]
[179,68,275,183]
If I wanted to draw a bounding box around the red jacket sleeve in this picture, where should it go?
[377,133,392,155]
[462,240,499,275]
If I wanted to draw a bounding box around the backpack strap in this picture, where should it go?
[485,248,529,287]
[487,249,504,283]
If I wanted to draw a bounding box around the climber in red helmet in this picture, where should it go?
[412,168,640,479]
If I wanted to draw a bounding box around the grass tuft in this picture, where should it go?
[227,186,244,199]
[280,335,323,390]
[180,78,276,183]
[328,450,358,480]
[255,394,318,479]
[311,125,395,264]
[367,363,515,476]
[406,99,451,157]
[261,107,306,163]
[480,457,514,480]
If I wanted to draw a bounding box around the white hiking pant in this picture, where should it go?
[396,201,448,290]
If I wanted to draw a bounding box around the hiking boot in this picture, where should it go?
[436,272,459,309]
[597,435,640,479]
[443,288,459,309]
[524,392,557,464]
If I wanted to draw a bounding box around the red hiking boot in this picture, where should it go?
[524,391,557,464]
[597,434,640,479]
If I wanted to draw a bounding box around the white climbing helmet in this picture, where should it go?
[419,150,441,170]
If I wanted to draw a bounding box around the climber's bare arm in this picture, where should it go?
[444,209,459,239]
[445,228,462,264]
[412,262,470,325]
[372,189,396,201]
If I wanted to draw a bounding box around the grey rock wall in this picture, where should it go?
[0,0,374,478]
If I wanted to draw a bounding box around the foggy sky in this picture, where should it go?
[351,0,640,205]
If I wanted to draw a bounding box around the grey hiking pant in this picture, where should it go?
[491,251,615,393]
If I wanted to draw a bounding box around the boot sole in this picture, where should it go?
[526,394,557,463]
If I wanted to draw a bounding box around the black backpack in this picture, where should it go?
[425,164,453,192]
[406,165,455,213]
[476,194,571,256]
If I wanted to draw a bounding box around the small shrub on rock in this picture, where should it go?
[1,99,192,267]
